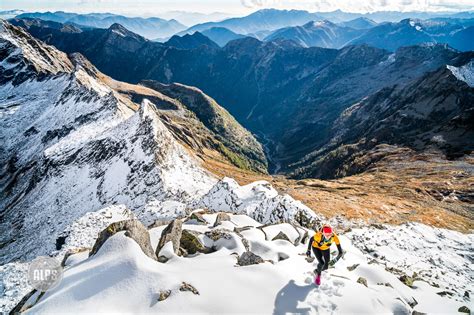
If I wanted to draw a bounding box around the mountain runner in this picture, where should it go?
[306,224,343,285]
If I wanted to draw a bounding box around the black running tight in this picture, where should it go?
[312,247,330,275]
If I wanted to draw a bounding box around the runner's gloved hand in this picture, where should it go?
[329,257,339,266]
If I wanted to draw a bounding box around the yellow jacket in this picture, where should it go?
[310,232,340,250]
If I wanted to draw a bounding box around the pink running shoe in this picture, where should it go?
[315,274,321,285]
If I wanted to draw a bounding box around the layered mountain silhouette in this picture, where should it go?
[200,27,246,47]
[347,18,474,52]
[15,11,186,39]
[10,18,474,178]
[178,9,324,36]
[165,31,220,49]
[264,20,359,48]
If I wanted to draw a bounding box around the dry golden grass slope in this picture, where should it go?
[203,149,473,233]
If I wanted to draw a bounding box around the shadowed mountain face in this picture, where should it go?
[11,18,474,177]
[290,65,474,179]
[165,32,220,49]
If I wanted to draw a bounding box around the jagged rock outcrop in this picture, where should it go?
[90,220,156,260]
[271,231,291,242]
[213,212,231,227]
[197,177,323,228]
[156,219,183,258]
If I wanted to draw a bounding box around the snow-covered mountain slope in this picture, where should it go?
[448,60,474,87]
[0,19,218,265]
[12,210,473,314]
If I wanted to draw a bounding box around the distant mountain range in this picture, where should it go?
[338,17,378,29]
[264,17,474,51]
[348,18,474,52]
[177,9,324,35]
[264,20,359,48]
[176,8,474,36]
[14,11,186,39]
[12,18,473,178]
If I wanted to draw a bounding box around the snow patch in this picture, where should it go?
[447,60,474,87]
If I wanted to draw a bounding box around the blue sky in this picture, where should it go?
[1,0,473,16]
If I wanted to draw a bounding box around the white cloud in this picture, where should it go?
[240,0,474,12]
[241,0,282,8]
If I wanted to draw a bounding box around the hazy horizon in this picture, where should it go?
[1,0,474,19]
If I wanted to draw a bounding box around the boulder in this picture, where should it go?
[301,231,309,244]
[185,212,208,225]
[90,220,156,260]
[234,226,253,233]
[237,251,264,266]
[357,277,368,287]
[213,212,231,227]
[271,231,291,242]
[205,229,233,241]
[158,290,171,301]
[179,282,199,295]
[458,306,470,314]
[148,220,172,229]
[180,229,211,255]
[155,219,183,258]
[294,210,320,229]
[295,229,309,246]
[347,264,359,271]
[61,247,89,267]
[399,274,414,287]
[240,236,250,251]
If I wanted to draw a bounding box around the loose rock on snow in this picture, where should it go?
[237,251,265,266]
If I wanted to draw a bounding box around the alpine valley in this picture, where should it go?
[0,6,473,315]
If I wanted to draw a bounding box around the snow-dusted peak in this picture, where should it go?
[0,20,73,77]
[447,60,474,87]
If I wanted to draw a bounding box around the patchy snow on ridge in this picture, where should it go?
[347,222,474,303]
[447,60,474,87]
